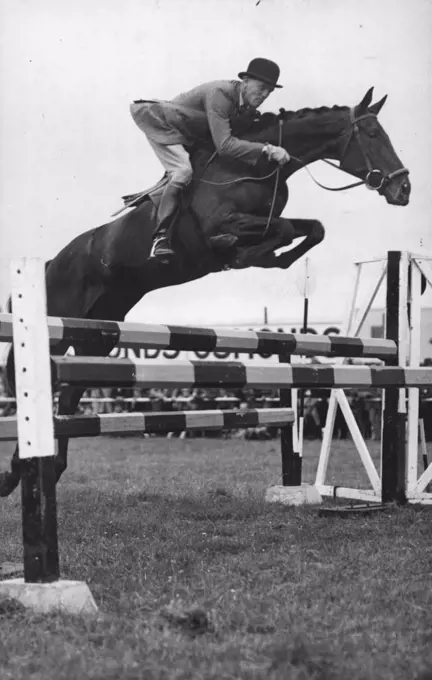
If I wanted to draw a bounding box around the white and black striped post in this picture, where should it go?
[2,258,97,614]
[10,259,60,582]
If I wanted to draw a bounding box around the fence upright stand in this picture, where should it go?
[279,354,301,485]
[0,258,98,615]
[381,251,408,504]
[8,260,60,582]
[265,351,321,506]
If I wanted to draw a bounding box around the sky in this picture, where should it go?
[0,0,431,326]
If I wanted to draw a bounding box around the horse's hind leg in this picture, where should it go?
[53,313,129,479]
[52,334,117,482]
[54,385,87,482]
[0,447,21,497]
[0,341,73,497]
[0,283,129,497]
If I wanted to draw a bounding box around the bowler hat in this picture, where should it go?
[238,58,282,88]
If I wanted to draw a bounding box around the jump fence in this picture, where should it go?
[0,250,431,611]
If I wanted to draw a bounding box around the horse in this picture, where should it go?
[0,86,411,497]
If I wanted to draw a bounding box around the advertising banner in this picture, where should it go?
[108,323,343,364]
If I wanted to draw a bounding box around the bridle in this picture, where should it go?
[322,108,410,192]
[263,108,409,237]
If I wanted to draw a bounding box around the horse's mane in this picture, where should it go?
[193,104,349,162]
[251,105,348,132]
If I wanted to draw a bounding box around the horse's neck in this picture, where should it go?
[257,109,349,165]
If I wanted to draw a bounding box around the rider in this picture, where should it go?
[130,57,291,262]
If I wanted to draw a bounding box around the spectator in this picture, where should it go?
[232,401,272,440]
[302,390,322,439]
[350,391,370,438]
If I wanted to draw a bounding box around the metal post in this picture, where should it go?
[381,251,407,504]
[279,353,301,485]
[297,296,309,457]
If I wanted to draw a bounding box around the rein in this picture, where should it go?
[199,164,278,186]
[199,112,284,239]
[262,111,284,237]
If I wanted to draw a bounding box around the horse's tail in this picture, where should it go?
[3,259,52,398]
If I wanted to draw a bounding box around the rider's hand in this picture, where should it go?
[271,146,290,165]
[264,144,290,165]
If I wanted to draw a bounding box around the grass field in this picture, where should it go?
[1,435,431,680]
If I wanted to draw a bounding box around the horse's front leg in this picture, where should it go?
[218,213,294,268]
[254,218,325,269]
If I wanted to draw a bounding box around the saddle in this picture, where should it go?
[112,175,169,217]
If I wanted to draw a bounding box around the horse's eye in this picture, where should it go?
[368,130,377,138]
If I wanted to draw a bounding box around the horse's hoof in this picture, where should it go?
[54,462,66,483]
[0,472,19,497]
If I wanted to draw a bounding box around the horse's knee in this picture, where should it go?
[276,219,294,245]
[311,220,325,243]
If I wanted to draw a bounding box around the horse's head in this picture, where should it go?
[339,87,411,206]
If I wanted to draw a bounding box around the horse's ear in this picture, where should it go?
[357,87,374,113]
[369,94,388,116]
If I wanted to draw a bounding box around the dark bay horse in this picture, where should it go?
[0,86,411,496]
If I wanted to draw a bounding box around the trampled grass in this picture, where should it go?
[0,436,431,680]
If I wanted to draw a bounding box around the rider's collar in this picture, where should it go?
[239,88,245,109]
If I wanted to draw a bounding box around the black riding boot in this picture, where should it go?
[149,183,183,262]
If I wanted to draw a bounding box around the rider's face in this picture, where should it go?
[242,77,274,109]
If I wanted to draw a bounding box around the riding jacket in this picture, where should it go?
[130,80,265,166]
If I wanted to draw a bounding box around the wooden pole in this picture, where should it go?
[11,259,60,582]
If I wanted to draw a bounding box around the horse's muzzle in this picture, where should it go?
[383,172,411,206]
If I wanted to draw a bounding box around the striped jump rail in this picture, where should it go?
[0,407,294,441]
[51,357,432,389]
[0,313,398,359]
